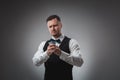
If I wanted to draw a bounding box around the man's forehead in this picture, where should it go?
[47,18,59,25]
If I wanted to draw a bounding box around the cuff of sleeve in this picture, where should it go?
[43,51,50,60]
[59,50,70,61]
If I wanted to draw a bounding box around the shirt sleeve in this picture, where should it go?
[32,41,49,66]
[59,39,84,67]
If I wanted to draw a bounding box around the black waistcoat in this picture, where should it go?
[43,36,73,80]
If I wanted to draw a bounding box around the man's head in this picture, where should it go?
[46,15,62,38]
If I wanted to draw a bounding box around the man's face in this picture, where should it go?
[47,18,62,38]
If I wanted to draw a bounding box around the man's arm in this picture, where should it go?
[59,39,84,67]
[32,41,49,66]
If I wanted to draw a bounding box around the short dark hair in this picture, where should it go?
[46,15,61,22]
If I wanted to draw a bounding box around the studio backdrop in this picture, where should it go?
[1,0,120,80]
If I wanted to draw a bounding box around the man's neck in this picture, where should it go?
[53,34,62,39]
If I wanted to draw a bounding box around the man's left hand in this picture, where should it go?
[54,46,61,56]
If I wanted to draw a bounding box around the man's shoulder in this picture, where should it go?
[64,36,78,43]
[39,39,51,46]
[39,40,47,46]
[70,38,77,42]
[69,38,79,45]
[41,40,46,43]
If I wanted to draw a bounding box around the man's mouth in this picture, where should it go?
[52,31,56,33]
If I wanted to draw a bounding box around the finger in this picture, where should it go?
[55,47,60,51]
[49,46,56,50]
[54,48,61,55]
[55,46,60,49]
[48,46,55,49]
[49,44,56,47]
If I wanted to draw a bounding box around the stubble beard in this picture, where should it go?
[52,32,61,38]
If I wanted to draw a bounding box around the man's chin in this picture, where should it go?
[51,33,57,36]
[52,34,57,36]
[51,34,58,37]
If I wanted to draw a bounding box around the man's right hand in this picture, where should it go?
[47,44,56,56]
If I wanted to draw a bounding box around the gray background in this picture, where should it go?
[1,0,120,80]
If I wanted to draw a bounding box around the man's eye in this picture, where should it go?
[49,26,52,28]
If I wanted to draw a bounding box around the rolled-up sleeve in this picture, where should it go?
[32,41,49,66]
[60,39,83,67]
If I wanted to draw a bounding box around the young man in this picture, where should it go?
[32,15,83,80]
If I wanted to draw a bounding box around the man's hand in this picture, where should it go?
[47,44,61,56]
[54,46,61,56]
[47,44,56,56]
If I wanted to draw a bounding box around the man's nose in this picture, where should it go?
[51,26,55,30]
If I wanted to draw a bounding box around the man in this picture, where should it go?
[32,15,83,80]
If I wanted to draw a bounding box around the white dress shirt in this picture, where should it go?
[32,34,83,67]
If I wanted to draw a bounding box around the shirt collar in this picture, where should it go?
[52,34,65,41]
